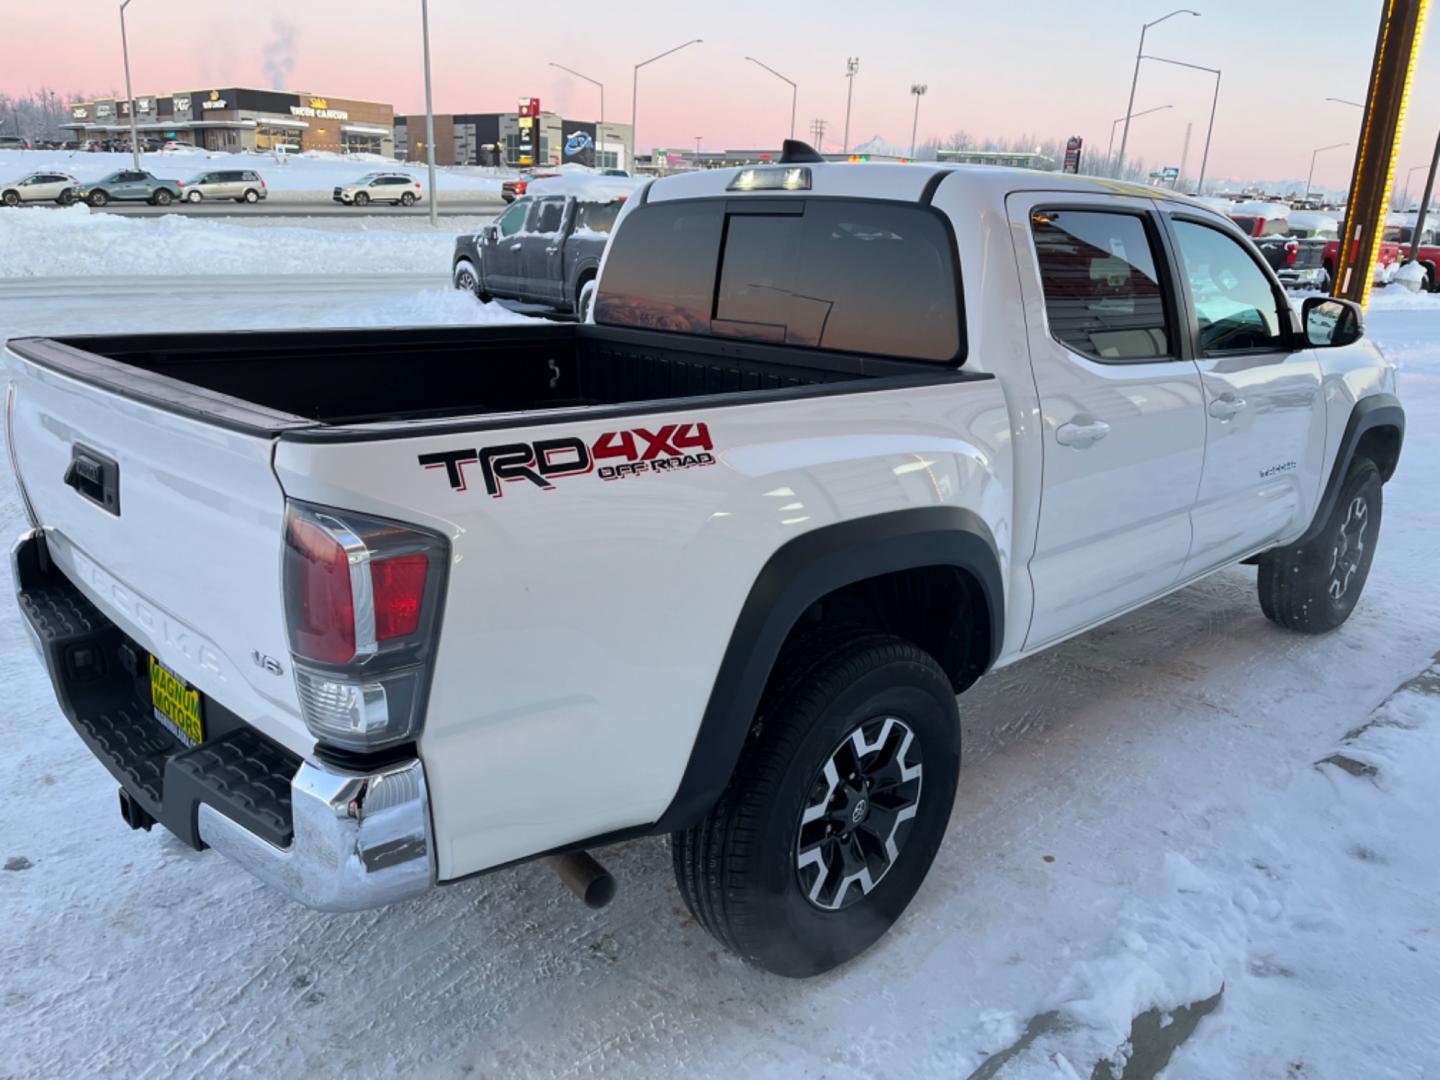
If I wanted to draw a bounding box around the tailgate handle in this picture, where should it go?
[63,445,120,516]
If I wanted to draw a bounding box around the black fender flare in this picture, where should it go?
[569,260,600,303]
[1296,393,1404,546]
[653,506,1004,832]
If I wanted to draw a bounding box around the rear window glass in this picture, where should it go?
[1030,208,1172,361]
[596,199,962,362]
[574,200,622,234]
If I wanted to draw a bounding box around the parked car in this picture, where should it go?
[4,152,1403,979]
[501,171,559,203]
[0,135,28,150]
[77,169,184,207]
[1387,214,1440,292]
[453,178,637,316]
[332,172,423,206]
[183,169,267,204]
[1,171,80,207]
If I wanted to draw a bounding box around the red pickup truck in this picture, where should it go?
[1389,216,1440,291]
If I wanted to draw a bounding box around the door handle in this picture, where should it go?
[1208,394,1246,420]
[1055,417,1111,449]
[545,245,560,254]
[510,243,523,251]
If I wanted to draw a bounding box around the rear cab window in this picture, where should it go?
[595,197,963,363]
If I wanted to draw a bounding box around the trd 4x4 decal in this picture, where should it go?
[418,422,716,497]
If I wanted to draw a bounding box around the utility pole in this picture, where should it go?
[119,0,141,169]
[810,118,827,151]
[1335,0,1430,306]
[909,84,927,160]
[842,57,859,155]
[419,0,438,227]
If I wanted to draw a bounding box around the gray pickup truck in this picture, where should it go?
[451,188,629,319]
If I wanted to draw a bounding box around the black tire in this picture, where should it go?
[243,189,259,204]
[672,632,961,978]
[153,189,173,206]
[453,261,479,295]
[88,190,108,207]
[354,192,369,207]
[1258,456,1382,634]
[1,190,18,208]
[400,191,416,207]
[576,277,597,321]
[56,189,75,206]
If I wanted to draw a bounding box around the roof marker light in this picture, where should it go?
[728,166,812,192]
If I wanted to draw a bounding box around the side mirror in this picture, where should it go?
[1301,295,1364,348]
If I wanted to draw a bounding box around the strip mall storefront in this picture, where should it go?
[64,88,395,156]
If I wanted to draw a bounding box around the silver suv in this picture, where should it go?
[183,169,267,204]
[1,171,80,207]
[332,172,424,207]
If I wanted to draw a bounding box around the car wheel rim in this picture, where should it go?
[795,716,923,912]
[1328,495,1369,601]
[457,271,476,291]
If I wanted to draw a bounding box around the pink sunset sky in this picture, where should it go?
[5,0,1439,189]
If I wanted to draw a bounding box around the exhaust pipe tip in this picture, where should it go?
[544,851,616,909]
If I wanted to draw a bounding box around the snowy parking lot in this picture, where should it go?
[1,237,1438,1076]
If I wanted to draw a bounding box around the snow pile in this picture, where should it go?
[0,205,459,278]
[526,173,642,201]
[0,148,510,194]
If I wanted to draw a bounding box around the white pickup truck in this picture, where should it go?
[4,147,1404,978]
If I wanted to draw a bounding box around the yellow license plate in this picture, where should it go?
[149,656,205,747]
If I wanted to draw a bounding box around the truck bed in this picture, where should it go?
[6,322,961,439]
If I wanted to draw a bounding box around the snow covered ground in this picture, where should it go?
[0,205,471,277]
[0,282,1437,1079]
[0,147,509,195]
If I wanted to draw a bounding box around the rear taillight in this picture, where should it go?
[283,501,448,751]
[1286,239,1299,267]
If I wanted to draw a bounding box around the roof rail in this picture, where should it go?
[779,139,825,164]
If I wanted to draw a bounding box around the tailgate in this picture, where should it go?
[5,344,308,754]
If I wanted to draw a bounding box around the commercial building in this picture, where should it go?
[394,112,633,171]
[63,88,395,156]
[936,148,1056,170]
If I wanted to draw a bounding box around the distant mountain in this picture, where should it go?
[848,135,900,156]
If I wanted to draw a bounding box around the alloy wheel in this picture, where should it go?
[1329,495,1370,601]
[795,716,923,911]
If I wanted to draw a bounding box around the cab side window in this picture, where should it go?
[496,200,528,238]
[531,198,564,234]
[1171,220,1287,354]
[1031,209,1174,361]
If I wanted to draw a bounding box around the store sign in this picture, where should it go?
[174,97,191,112]
[291,97,348,120]
[518,97,541,118]
[138,98,153,113]
[71,107,88,119]
[96,103,113,118]
[201,90,228,111]
[1063,136,1083,175]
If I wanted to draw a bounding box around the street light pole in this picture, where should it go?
[1117,9,1199,178]
[843,58,859,154]
[549,62,605,164]
[632,39,702,169]
[1325,97,1365,109]
[745,56,797,142]
[1107,104,1173,172]
[909,83,927,160]
[1304,141,1349,203]
[419,0,438,227]
[119,0,141,170]
[1141,54,1221,194]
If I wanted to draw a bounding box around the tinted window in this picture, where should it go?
[1031,209,1172,361]
[599,200,960,361]
[714,214,803,341]
[790,202,960,360]
[1172,219,1286,353]
[496,200,528,238]
[1229,215,1257,236]
[533,199,564,234]
[594,201,723,333]
[574,200,621,234]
